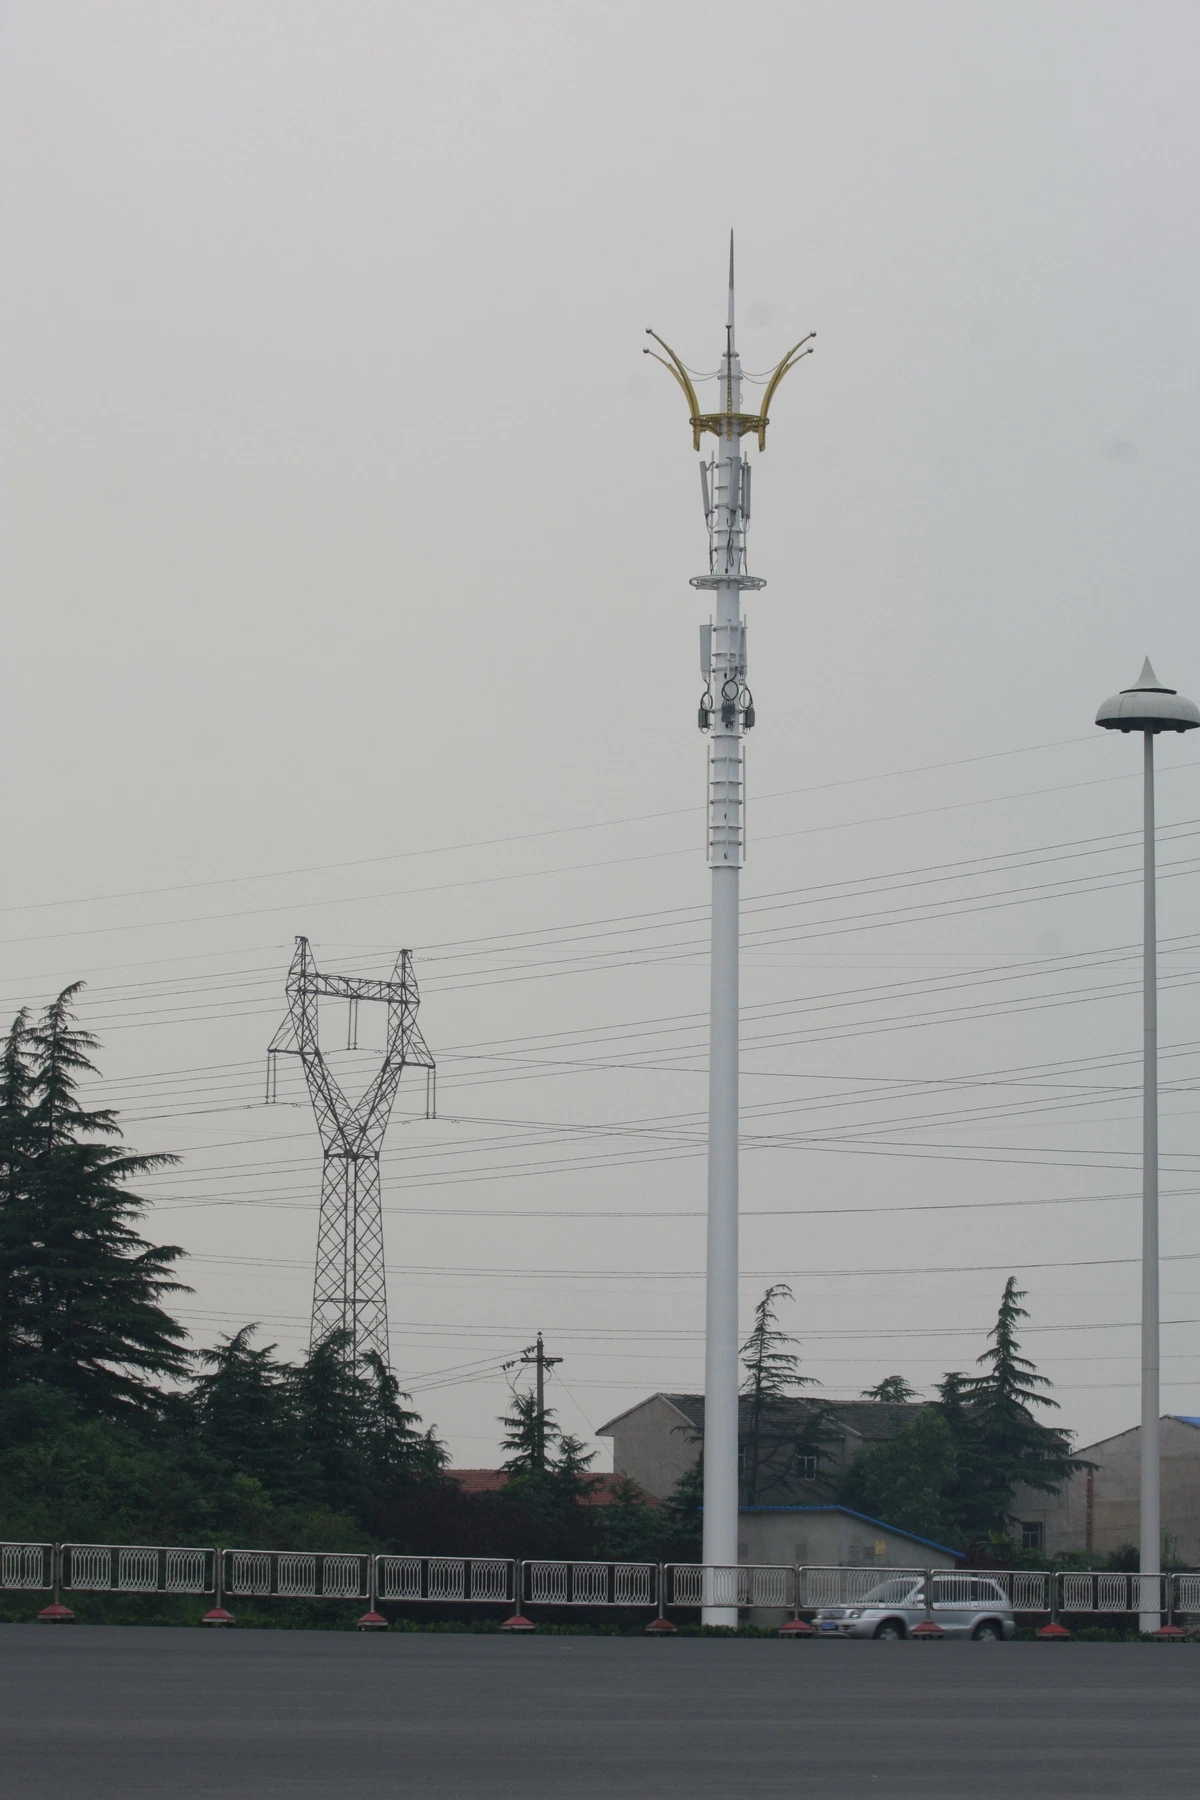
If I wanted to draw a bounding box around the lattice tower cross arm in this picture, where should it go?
[267,936,435,1156]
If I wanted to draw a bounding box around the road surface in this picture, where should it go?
[1,1625,1195,1797]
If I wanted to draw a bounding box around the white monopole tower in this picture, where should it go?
[646,240,813,1623]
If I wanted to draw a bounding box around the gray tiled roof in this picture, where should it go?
[663,1393,925,1443]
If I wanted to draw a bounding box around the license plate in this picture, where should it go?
[819,1621,839,1632]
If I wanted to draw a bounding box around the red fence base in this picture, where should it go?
[37,1603,76,1624]
[201,1606,236,1627]
[500,1613,535,1633]
[911,1621,944,1639]
[1036,1622,1070,1640]
[357,1611,388,1632]
[778,1619,813,1637]
[644,1617,677,1635]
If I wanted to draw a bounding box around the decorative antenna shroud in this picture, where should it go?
[267,936,435,1366]
[643,236,813,1625]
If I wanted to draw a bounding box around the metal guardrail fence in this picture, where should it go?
[798,1565,928,1611]
[524,1560,657,1607]
[378,1555,515,1604]
[1,1543,53,1591]
[1057,1571,1167,1614]
[1176,1573,1200,1614]
[665,1563,795,1609]
[5,1543,1198,1626]
[223,1549,368,1600]
[63,1544,215,1595]
[968,1568,1051,1612]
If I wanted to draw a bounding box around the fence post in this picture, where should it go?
[501,1560,535,1633]
[1036,1567,1070,1639]
[645,1563,676,1634]
[911,1568,944,1639]
[358,1554,387,1632]
[37,1543,75,1624]
[779,1564,813,1638]
[1152,1571,1184,1639]
[202,1548,235,1627]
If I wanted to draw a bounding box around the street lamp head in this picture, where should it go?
[1096,658,1200,734]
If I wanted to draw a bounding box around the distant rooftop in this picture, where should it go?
[663,1393,925,1445]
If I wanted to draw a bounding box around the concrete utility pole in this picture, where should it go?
[1096,660,1199,1630]
[645,241,813,1623]
[518,1333,562,1469]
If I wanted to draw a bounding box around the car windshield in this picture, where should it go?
[859,1579,922,1606]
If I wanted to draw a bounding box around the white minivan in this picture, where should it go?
[814,1573,1016,1640]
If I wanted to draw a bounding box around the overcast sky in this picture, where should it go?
[4,0,1200,1471]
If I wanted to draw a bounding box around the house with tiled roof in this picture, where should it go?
[597,1391,924,1507]
[597,1393,962,1572]
[1009,1414,1200,1562]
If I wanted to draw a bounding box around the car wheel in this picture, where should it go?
[873,1620,906,1640]
[972,1620,1004,1641]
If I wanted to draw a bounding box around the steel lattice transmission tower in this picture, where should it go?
[645,237,812,1624]
[267,935,435,1365]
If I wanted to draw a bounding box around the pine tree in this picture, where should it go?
[190,1325,302,1498]
[0,989,189,1416]
[500,1386,559,1477]
[860,1376,918,1403]
[660,1455,703,1555]
[291,1330,371,1513]
[739,1283,822,1504]
[0,1009,35,1389]
[499,1387,596,1519]
[600,1475,664,1562]
[549,1429,598,1510]
[360,1350,446,1483]
[934,1368,991,1540]
[961,1277,1082,1528]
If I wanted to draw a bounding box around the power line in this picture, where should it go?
[8,759,1198,950]
[0,731,1104,916]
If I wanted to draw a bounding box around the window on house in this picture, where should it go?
[737,1445,748,1474]
[1020,1521,1044,1551]
[796,1455,818,1481]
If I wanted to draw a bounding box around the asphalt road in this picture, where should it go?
[1,1625,1196,1798]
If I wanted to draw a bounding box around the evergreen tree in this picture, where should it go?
[189,1326,301,1497]
[549,1429,599,1510]
[0,990,189,1416]
[600,1475,665,1563]
[838,1407,959,1545]
[291,1330,370,1513]
[360,1350,446,1483]
[860,1376,918,1403]
[960,1277,1082,1529]
[498,1386,596,1520]
[500,1386,559,1477]
[0,1009,35,1389]
[933,1369,992,1540]
[659,1455,703,1555]
[739,1283,823,1504]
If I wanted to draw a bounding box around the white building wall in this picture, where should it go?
[1010,1417,1200,1564]
[737,1508,959,1572]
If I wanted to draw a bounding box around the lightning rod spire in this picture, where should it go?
[727,230,735,341]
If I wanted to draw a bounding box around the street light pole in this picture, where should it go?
[1140,729,1159,1629]
[1096,659,1199,1630]
[645,241,813,1624]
